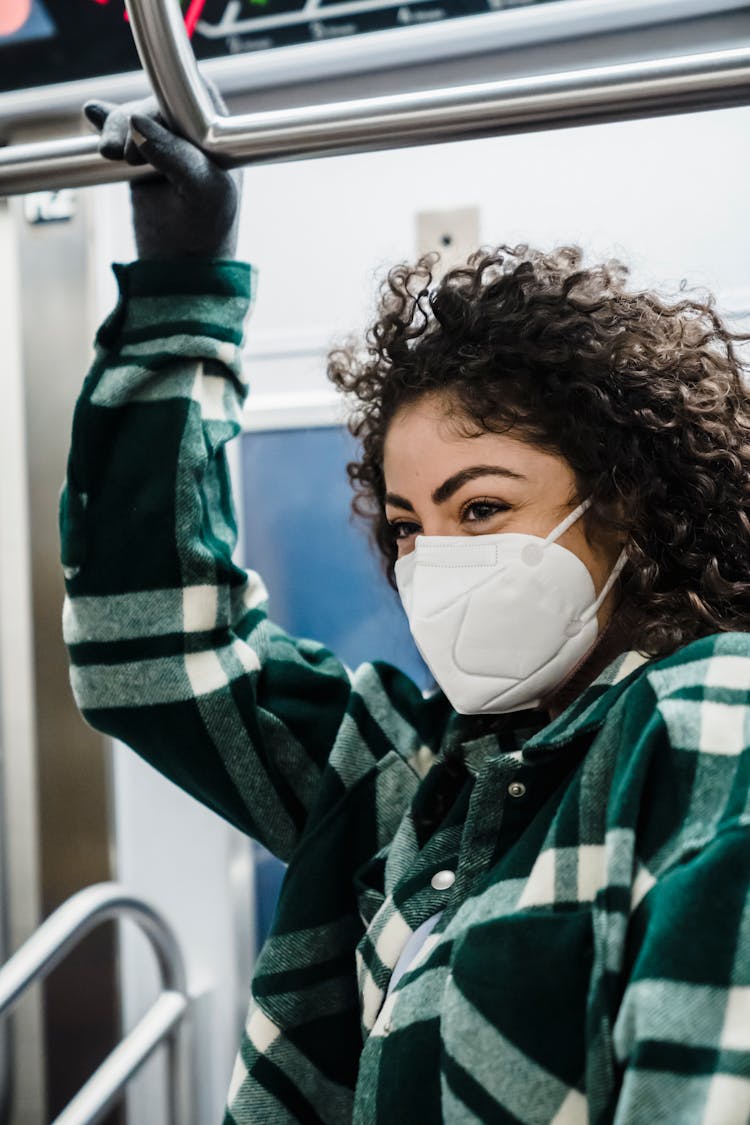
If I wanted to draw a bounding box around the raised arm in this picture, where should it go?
[60,103,359,860]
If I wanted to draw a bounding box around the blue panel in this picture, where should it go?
[240,424,430,947]
[240,425,429,687]
[254,847,288,947]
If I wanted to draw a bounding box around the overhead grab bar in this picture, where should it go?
[0,883,189,1125]
[2,0,750,132]
[124,0,750,159]
[0,1,749,195]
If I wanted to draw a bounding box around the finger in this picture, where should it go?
[123,121,151,167]
[99,105,131,162]
[123,100,169,165]
[129,112,218,189]
[83,100,118,133]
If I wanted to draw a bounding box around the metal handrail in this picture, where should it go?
[2,0,749,133]
[126,0,750,160]
[0,883,189,1125]
[0,4,749,194]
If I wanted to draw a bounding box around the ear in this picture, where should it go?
[582,492,630,551]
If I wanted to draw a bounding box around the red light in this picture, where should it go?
[111,0,203,36]
[184,0,207,37]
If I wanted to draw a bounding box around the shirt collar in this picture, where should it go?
[521,649,652,756]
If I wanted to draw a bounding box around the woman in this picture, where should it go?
[63,103,750,1123]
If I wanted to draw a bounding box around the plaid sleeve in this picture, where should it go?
[610,635,750,1122]
[60,259,353,860]
[612,825,750,1123]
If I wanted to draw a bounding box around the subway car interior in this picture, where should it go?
[0,0,749,1122]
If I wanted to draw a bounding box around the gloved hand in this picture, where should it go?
[83,83,241,261]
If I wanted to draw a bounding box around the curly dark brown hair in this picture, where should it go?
[327,244,750,657]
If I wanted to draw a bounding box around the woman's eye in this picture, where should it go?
[462,500,510,523]
[389,521,421,540]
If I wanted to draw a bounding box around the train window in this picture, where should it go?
[240,424,431,949]
[241,424,430,687]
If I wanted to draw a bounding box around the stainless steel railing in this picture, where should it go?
[0,883,190,1125]
[0,0,749,195]
[2,0,749,135]
[125,0,750,160]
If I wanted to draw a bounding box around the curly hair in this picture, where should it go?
[327,244,750,657]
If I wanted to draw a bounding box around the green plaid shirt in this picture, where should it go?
[61,260,750,1125]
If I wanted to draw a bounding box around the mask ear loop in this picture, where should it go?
[542,497,593,546]
[579,549,629,624]
[521,498,593,568]
[541,498,628,636]
[561,548,628,638]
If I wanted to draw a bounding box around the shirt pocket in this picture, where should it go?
[441,909,594,1117]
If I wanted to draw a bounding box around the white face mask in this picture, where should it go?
[394,499,627,715]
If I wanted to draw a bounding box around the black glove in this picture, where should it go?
[83,85,241,261]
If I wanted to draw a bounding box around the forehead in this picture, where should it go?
[383,395,568,494]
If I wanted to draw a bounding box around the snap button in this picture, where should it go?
[431,869,456,891]
[508,781,526,798]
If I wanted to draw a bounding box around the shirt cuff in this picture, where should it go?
[96,257,256,352]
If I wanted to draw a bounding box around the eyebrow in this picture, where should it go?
[385,464,526,512]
